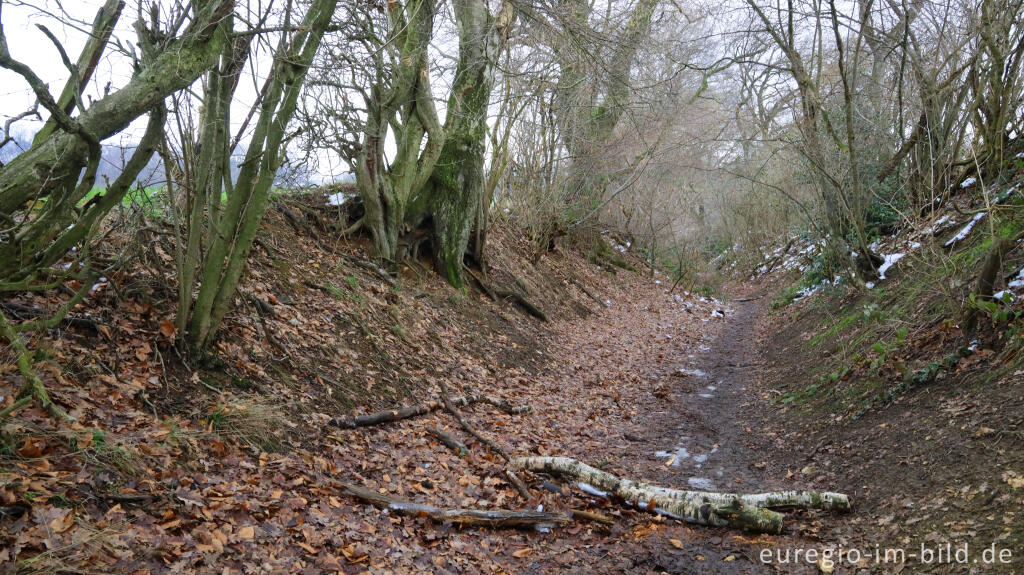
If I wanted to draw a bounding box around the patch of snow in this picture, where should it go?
[944,213,987,247]
[577,482,608,498]
[993,290,1015,302]
[961,177,977,188]
[326,191,351,206]
[697,393,714,398]
[877,253,905,280]
[678,368,706,378]
[865,281,876,289]
[1008,268,1024,289]
[926,215,954,235]
[656,447,691,464]
[710,309,725,318]
[687,477,715,490]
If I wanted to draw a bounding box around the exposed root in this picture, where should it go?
[495,289,548,321]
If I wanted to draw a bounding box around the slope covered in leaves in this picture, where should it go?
[1,196,852,573]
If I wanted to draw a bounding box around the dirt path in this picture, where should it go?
[506,283,841,574]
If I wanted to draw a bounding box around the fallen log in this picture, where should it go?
[514,456,851,534]
[340,482,569,529]
[331,395,530,428]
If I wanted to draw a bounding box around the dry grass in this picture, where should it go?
[207,397,289,452]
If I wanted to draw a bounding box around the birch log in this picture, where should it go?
[513,456,851,534]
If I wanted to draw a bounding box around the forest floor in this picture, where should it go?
[2,199,1022,573]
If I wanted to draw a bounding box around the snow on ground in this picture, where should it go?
[1008,268,1024,290]
[877,253,905,280]
[944,212,987,247]
[326,191,350,206]
[925,215,954,235]
[992,290,1015,302]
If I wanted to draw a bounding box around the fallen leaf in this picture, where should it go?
[48,510,74,533]
[159,319,177,338]
[512,548,533,558]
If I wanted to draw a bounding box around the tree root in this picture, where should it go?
[569,276,608,307]
[0,302,102,331]
[339,482,569,529]
[463,265,547,321]
[514,456,851,534]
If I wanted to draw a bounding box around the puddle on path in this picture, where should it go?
[678,367,706,377]
[687,477,715,490]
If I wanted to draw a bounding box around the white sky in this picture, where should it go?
[0,0,320,175]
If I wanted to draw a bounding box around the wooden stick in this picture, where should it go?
[438,380,534,500]
[332,395,530,429]
[569,508,614,525]
[330,395,485,428]
[426,426,469,456]
[340,482,569,529]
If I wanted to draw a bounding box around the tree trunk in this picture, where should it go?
[184,0,338,350]
[425,0,513,286]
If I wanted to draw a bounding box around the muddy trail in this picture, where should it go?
[605,295,839,575]
[497,286,846,575]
